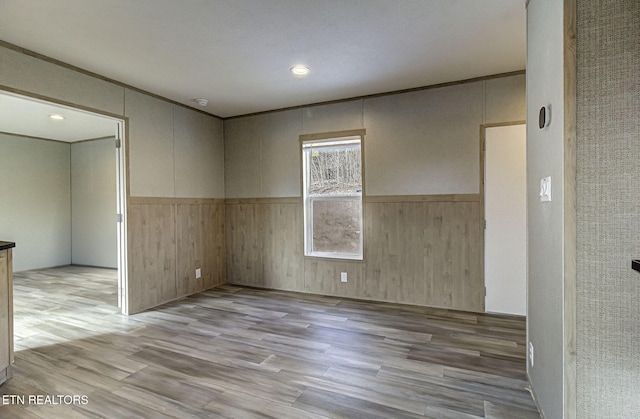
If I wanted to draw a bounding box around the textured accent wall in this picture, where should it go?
[576,0,640,417]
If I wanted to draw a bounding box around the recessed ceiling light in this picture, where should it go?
[49,114,65,120]
[290,65,310,76]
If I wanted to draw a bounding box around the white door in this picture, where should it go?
[484,124,527,315]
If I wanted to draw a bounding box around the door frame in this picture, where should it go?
[0,86,130,315]
[479,120,526,314]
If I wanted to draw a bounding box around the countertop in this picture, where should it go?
[0,241,15,251]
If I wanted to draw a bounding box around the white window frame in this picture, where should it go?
[300,130,365,260]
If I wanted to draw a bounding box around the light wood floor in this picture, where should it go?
[1,266,540,418]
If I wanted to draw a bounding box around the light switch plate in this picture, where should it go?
[540,176,552,202]
[195,268,201,279]
[341,272,347,283]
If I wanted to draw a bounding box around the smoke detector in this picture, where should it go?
[194,98,208,107]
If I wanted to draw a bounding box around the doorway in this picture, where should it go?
[0,90,128,314]
[483,123,527,316]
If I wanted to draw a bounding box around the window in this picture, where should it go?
[301,131,364,260]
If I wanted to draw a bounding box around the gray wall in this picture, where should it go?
[0,133,71,272]
[0,45,225,201]
[71,138,117,268]
[125,89,225,198]
[225,74,526,198]
[526,0,570,418]
[1,42,226,314]
[576,1,640,417]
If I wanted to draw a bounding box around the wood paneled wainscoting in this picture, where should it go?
[128,197,226,314]
[226,194,484,313]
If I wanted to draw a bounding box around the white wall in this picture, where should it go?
[0,134,118,271]
[0,133,71,272]
[224,74,526,198]
[526,0,573,417]
[71,138,117,268]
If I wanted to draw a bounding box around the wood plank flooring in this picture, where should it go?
[0,266,540,418]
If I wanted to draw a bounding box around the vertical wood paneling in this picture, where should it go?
[128,203,176,314]
[176,204,203,296]
[130,199,226,314]
[304,258,365,298]
[225,204,262,286]
[203,203,226,289]
[261,204,303,290]
[364,200,483,311]
[176,202,226,296]
[364,203,426,305]
[424,202,483,312]
[225,197,483,313]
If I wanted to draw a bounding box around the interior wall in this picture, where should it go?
[0,43,226,314]
[225,109,302,198]
[0,133,71,272]
[225,74,525,199]
[576,1,640,417]
[71,138,117,268]
[174,106,225,198]
[0,40,523,316]
[525,0,575,417]
[0,44,124,115]
[224,73,525,312]
[365,82,483,195]
[124,93,226,313]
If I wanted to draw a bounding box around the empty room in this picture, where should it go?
[0,1,638,418]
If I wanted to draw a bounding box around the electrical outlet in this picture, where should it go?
[340,272,347,283]
[195,268,201,279]
[529,342,534,367]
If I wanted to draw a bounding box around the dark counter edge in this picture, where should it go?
[0,241,15,251]
[633,260,640,273]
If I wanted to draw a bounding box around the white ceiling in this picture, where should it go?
[0,92,117,142]
[0,0,525,119]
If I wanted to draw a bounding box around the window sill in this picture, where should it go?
[304,253,364,262]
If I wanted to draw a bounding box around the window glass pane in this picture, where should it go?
[309,147,361,196]
[311,199,361,254]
